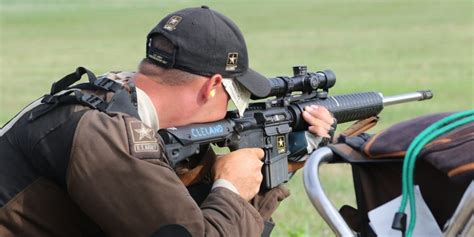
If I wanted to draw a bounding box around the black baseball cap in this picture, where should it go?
[146,6,271,100]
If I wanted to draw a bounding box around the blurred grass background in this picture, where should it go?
[1,0,472,236]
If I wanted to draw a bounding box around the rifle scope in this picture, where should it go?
[261,66,336,98]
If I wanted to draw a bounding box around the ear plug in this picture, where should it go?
[210,89,216,97]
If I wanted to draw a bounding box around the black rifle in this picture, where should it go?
[158,66,433,189]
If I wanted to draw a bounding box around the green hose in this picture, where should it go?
[396,110,474,237]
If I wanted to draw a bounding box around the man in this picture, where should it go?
[0,6,334,237]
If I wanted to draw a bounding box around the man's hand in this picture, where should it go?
[212,148,264,201]
[302,105,335,138]
[251,185,290,221]
[287,105,335,172]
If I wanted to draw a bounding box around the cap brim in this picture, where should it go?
[235,68,271,98]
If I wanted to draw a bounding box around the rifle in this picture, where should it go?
[158,66,433,189]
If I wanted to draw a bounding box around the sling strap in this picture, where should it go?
[28,67,139,122]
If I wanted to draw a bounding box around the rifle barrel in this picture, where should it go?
[383,90,433,106]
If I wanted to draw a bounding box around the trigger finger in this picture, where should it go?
[250,148,265,159]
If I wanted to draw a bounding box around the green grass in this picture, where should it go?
[1,1,473,236]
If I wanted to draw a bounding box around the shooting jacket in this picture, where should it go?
[0,70,264,237]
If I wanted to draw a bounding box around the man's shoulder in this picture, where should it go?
[78,109,164,157]
[98,71,136,84]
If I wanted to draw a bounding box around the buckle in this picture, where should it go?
[93,77,118,91]
[81,94,105,109]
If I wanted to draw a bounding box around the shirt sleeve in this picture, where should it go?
[211,179,239,195]
[66,110,263,237]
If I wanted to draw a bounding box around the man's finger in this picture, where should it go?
[303,112,332,130]
[247,148,265,159]
[308,126,331,138]
[306,105,334,124]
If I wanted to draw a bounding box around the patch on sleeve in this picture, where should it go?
[125,117,160,157]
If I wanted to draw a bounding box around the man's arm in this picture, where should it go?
[67,110,263,237]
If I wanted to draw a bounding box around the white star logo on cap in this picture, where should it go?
[169,18,180,25]
[163,16,182,31]
[226,52,239,71]
[228,54,237,64]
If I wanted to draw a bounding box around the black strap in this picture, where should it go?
[50,67,96,95]
[128,81,138,108]
[29,67,140,122]
[150,224,192,237]
[75,91,108,111]
[261,220,275,237]
[29,89,79,121]
[51,66,123,95]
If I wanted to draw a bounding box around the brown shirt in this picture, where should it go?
[0,87,264,236]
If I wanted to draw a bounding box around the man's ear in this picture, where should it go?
[202,74,223,100]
